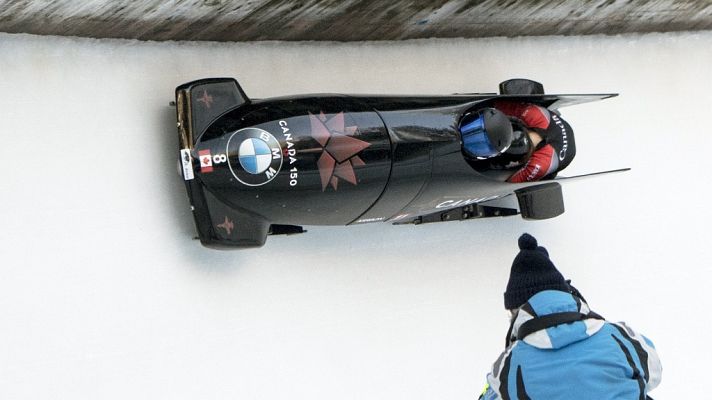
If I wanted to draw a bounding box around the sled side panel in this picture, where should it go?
[176,78,249,148]
[189,184,270,249]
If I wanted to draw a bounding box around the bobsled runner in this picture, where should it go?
[174,78,625,249]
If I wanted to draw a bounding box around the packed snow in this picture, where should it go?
[1,31,710,399]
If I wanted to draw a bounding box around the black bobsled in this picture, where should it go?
[174,78,624,249]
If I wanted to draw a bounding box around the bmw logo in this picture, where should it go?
[238,138,273,174]
[227,127,283,186]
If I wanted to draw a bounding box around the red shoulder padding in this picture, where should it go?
[494,101,550,130]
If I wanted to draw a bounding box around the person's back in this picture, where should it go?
[481,234,661,399]
[485,290,661,399]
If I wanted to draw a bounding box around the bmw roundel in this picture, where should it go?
[227,127,283,186]
[238,138,273,174]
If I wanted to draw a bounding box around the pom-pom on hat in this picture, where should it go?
[504,233,570,310]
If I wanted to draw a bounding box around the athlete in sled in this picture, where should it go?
[174,78,625,249]
[461,100,574,183]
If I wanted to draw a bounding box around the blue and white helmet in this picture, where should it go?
[460,108,514,159]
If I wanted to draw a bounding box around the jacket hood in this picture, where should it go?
[509,290,605,350]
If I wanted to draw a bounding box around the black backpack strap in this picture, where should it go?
[516,311,604,341]
[505,318,515,347]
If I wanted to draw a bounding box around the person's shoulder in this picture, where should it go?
[518,104,550,129]
[523,104,551,118]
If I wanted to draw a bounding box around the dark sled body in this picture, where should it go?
[174,78,620,249]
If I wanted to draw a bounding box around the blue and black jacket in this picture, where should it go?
[482,290,662,400]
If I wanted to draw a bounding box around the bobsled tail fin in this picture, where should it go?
[499,78,545,95]
[511,169,631,220]
[497,78,617,109]
[175,78,249,148]
[512,169,630,220]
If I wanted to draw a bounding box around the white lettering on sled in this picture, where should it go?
[280,120,298,186]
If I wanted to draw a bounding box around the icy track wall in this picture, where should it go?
[1,32,710,399]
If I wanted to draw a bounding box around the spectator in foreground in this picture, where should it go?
[479,233,661,399]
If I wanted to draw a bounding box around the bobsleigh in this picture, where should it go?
[174,78,624,249]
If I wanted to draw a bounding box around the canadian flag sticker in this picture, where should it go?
[199,149,213,173]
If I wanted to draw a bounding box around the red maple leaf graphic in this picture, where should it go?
[217,216,234,235]
[309,112,370,191]
[197,90,213,108]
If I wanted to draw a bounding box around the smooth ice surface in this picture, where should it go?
[1,32,711,399]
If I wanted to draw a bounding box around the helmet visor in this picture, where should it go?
[460,115,501,159]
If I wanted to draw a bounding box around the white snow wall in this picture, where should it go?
[1,32,711,399]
